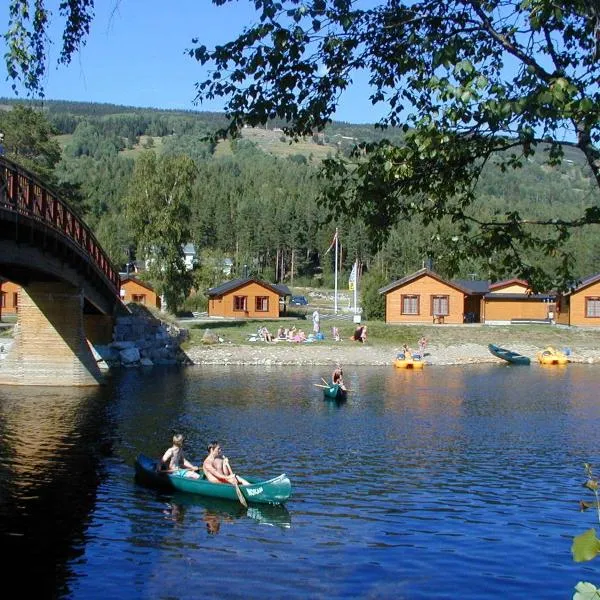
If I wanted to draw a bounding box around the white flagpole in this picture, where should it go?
[353,259,358,314]
[334,227,338,314]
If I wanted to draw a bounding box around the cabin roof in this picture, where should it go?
[120,275,157,293]
[378,268,473,295]
[563,272,600,296]
[453,279,490,294]
[483,292,555,300]
[207,277,291,298]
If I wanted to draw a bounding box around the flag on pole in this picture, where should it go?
[349,260,357,290]
[324,230,338,255]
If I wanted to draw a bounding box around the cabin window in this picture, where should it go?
[132,294,146,304]
[234,295,248,311]
[585,297,600,318]
[401,295,419,315]
[431,295,449,316]
[12,292,18,309]
[0,292,5,308]
[255,296,269,312]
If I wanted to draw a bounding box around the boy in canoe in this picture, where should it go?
[159,433,201,479]
[203,441,250,486]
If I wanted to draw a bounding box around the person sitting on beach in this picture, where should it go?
[352,325,367,343]
[277,326,286,340]
[259,326,274,342]
[159,433,201,479]
[292,329,307,342]
[203,441,250,486]
[287,326,297,340]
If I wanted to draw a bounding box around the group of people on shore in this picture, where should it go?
[400,336,428,358]
[159,434,249,486]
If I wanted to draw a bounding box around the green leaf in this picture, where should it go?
[572,529,600,562]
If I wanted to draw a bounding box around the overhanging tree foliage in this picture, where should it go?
[189,0,600,291]
[5,0,600,290]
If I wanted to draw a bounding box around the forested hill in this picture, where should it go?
[0,97,598,314]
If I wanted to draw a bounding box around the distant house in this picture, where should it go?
[222,258,233,276]
[379,268,474,324]
[207,278,291,319]
[182,243,197,271]
[143,243,196,273]
[482,278,555,324]
[120,276,161,309]
[556,273,600,327]
[0,279,19,318]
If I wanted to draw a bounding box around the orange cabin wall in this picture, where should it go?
[0,281,21,315]
[566,281,600,327]
[556,295,570,325]
[484,298,550,321]
[120,279,160,309]
[384,274,465,324]
[208,282,280,318]
[489,283,529,294]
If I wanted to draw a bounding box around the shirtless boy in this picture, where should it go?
[203,441,250,486]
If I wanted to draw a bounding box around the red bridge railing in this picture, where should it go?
[0,155,120,294]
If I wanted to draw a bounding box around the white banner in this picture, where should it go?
[349,261,357,291]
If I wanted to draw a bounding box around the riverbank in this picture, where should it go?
[183,338,600,366]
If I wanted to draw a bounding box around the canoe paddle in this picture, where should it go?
[314,383,330,388]
[321,377,329,385]
[232,476,248,507]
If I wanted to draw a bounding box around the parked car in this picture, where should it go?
[290,295,308,306]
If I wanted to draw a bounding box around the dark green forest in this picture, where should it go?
[1,98,599,313]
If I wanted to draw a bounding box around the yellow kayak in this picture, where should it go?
[537,347,568,365]
[394,353,425,369]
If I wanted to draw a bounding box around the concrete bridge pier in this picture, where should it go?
[0,282,105,386]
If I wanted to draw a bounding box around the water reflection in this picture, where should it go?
[158,491,291,532]
[0,383,112,596]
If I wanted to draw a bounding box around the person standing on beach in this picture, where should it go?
[312,310,320,334]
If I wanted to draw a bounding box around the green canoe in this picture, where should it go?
[134,453,292,505]
[323,383,347,401]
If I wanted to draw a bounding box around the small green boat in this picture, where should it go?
[134,454,292,505]
[488,343,531,365]
[323,383,347,401]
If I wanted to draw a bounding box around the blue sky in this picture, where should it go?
[0,1,385,125]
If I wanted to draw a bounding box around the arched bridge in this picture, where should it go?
[0,156,122,386]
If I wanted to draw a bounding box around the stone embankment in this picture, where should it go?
[92,314,191,368]
[3,324,600,369]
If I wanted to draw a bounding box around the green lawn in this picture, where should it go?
[183,318,600,350]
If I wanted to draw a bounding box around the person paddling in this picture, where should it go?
[332,366,346,390]
[203,441,250,486]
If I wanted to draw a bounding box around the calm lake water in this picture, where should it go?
[1,363,600,599]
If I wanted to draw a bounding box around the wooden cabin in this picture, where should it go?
[120,276,161,309]
[483,278,555,324]
[0,279,20,318]
[378,269,473,324]
[556,273,600,327]
[207,278,291,319]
